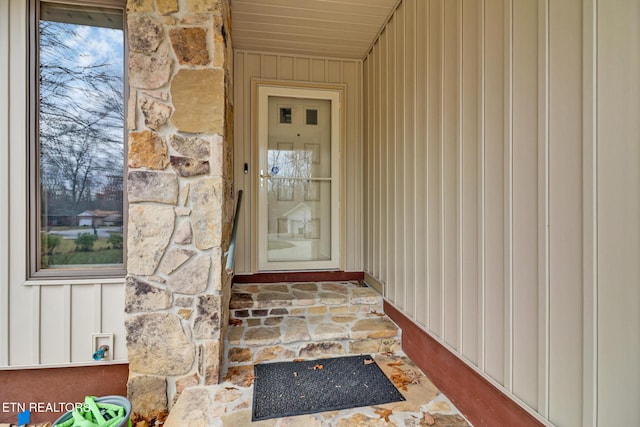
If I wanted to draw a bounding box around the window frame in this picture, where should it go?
[27,0,128,281]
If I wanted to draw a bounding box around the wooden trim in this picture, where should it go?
[233,271,364,284]
[384,300,544,427]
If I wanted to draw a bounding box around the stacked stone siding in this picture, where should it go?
[124,0,233,421]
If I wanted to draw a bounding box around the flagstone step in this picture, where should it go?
[229,281,384,318]
[224,281,402,375]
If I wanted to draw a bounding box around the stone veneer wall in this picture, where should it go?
[124,0,234,421]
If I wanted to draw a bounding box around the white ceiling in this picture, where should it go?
[230,0,399,59]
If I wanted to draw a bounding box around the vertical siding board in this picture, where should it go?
[370,55,376,276]
[368,55,375,275]
[483,0,506,385]
[424,0,431,328]
[504,0,514,393]
[71,285,96,363]
[311,58,325,82]
[394,4,406,310]
[371,47,378,279]
[456,0,464,357]
[443,0,460,349]
[372,48,380,279]
[386,17,396,302]
[0,0,9,367]
[327,61,341,83]
[94,284,102,339]
[261,54,277,79]
[7,0,35,367]
[32,288,41,364]
[40,286,66,364]
[101,284,126,361]
[548,0,584,425]
[414,0,428,328]
[379,31,388,287]
[356,61,363,270]
[478,0,487,374]
[597,1,640,424]
[363,58,370,273]
[428,0,442,336]
[582,1,597,423]
[233,52,248,273]
[512,0,539,409]
[375,30,388,284]
[537,0,551,417]
[64,285,71,363]
[244,53,263,272]
[461,0,480,365]
[344,61,358,271]
[278,56,294,80]
[366,56,373,277]
[294,57,310,81]
[403,0,416,319]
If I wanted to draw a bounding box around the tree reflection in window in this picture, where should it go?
[268,144,313,202]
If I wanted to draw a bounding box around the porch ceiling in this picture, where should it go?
[230,0,399,59]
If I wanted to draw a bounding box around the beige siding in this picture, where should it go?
[512,0,539,409]
[596,0,640,425]
[0,1,127,369]
[0,0,9,368]
[233,50,363,274]
[363,0,640,425]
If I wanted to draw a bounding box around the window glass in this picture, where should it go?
[35,2,125,274]
[280,107,292,124]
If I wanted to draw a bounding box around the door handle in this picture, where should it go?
[260,169,271,186]
[260,170,272,179]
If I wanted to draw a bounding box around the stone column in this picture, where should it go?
[124,0,234,423]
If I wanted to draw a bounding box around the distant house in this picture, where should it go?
[76,210,121,227]
[277,203,319,239]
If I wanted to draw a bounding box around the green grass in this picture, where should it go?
[47,248,123,265]
[43,234,123,266]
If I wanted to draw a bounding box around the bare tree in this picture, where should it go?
[38,20,124,220]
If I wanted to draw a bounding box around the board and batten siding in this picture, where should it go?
[233,50,363,274]
[0,0,127,369]
[363,0,639,426]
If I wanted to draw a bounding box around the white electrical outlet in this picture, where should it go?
[92,333,114,361]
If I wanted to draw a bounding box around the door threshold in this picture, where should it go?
[233,271,364,284]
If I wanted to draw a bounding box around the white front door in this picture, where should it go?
[256,84,341,271]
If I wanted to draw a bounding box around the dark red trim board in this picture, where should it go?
[384,301,543,427]
[233,271,364,284]
[0,364,129,423]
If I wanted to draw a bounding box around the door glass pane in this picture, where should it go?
[266,96,332,262]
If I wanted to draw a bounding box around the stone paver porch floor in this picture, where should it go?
[165,353,471,427]
[164,282,472,426]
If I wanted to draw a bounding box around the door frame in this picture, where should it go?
[252,79,346,272]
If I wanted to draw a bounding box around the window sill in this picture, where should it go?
[23,277,125,286]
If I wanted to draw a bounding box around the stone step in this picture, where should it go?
[224,282,402,378]
[229,281,384,319]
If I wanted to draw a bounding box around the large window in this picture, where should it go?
[30,1,126,278]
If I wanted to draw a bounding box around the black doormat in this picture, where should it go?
[252,354,406,421]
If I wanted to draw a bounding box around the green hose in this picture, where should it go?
[53,396,131,427]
